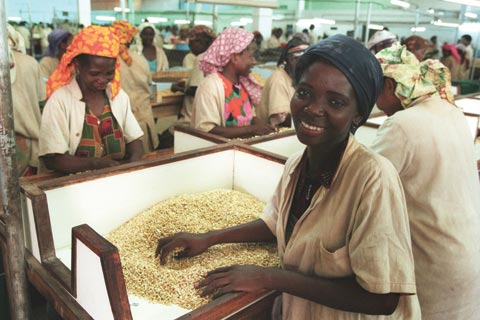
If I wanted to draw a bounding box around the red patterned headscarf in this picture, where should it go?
[111,20,137,66]
[46,25,121,99]
[199,27,261,105]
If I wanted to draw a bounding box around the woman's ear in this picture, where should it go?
[384,77,396,94]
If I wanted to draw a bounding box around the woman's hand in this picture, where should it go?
[171,81,186,93]
[195,265,272,298]
[250,117,276,136]
[155,232,211,265]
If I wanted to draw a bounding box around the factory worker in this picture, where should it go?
[157,35,420,320]
[39,25,144,174]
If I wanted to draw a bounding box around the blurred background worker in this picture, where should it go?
[113,20,160,152]
[7,24,45,176]
[39,28,73,80]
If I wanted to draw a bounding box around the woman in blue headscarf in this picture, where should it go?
[39,29,73,80]
[155,35,420,319]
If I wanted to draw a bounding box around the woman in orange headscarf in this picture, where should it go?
[39,25,144,174]
[112,20,159,152]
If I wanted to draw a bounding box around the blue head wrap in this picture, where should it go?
[45,29,72,57]
[294,34,383,126]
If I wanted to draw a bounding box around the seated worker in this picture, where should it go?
[7,24,46,176]
[372,44,480,319]
[156,35,420,319]
[171,25,216,127]
[39,28,73,80]
[39,25,144,174]
[130,22,169,73]
[112,20,159,152]
[256,37,309,128]
[192,27,275,139]
[366,30,398,54]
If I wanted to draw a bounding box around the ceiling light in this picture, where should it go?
[465,12,478,18]
[443,0,480,7]
[428,8,435,14]
[7,16,21,22]
[391,0,411,8]
[231,21,247,26]
[432,19,460,27]
[174,19,190,24]
[411,26,426,32]
[194,20,212,25]
[368,24,384,30]
[114,7,130,12]
[96,16,116,22]
[147,17,168,23]
[297,18,336,25]
[240,18,253,24]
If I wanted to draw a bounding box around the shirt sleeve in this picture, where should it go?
[267,72,293,116]
[192,75,223,132]
[39,93,70,156]
[349,157,416,295]
[117,91,144,143]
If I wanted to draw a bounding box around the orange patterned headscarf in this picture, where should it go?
[111,20,138,66]
[46,25,121,99]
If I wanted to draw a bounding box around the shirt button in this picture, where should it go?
[76,132,80,136]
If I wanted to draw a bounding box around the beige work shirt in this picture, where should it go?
[261,136,421,319]
[256,67,294,122]
[39,78,143,158]
[192,72,226,132]
[371,95,480,319]
[39,56,59,80]
[177,53,205,127]
[120,53,159,151]
[130,44,169,72]
[11,51,45,168]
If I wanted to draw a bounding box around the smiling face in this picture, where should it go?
[75,54,116,92]
[291,60,361,148]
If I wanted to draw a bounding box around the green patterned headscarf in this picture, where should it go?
[376,43,454,108]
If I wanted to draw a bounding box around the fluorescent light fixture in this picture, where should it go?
[147,17,168,23]
[428,8,435,14]
[391,0,411,8]
[411,26,426,32]
[368,24,384,30]
[96,16,116,22]
[443,0,480,7]
[231,21,247,26]
[7,16,22,22]
[460,22,480,31]
[297,18,335,25]
[194,0,279,8]
[174,19,191,24]
[114,7,130,12]
[194,20,212,25]
[272,14,285,20]
[240,17,253,24]
[432,19,459,27]
[465,12,478,18]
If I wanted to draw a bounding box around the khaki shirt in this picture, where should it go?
[261,136,421,319]
[371,95,480,319]
[256,67,294,122]
[192,72,226,132]
[130,44,169,72]
[39,56,59,80]
[177,53,205,127]
[11,51,45,168]
[120,54,159,151]
[39,78,143,158]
